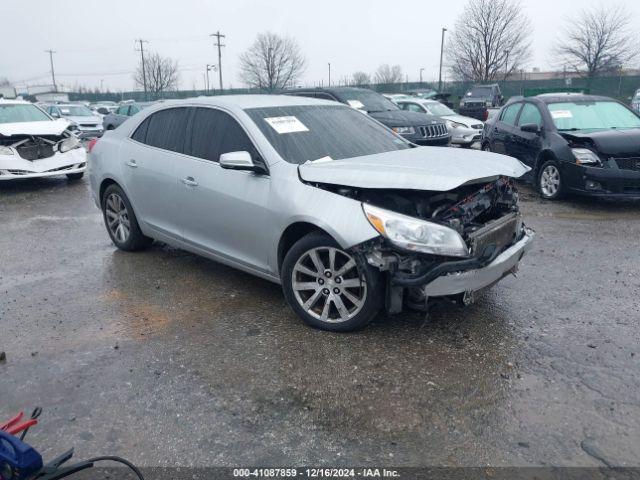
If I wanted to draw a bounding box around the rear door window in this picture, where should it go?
[144,107,190,153]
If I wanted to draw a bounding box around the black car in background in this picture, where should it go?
[284,87,451,146]
[459,84,503,121]
[482,93,640,199]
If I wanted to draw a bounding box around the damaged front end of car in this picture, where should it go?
[320,177,535,313]
[0,128,86,180]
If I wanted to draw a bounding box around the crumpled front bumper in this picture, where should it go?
[420,228,535,297]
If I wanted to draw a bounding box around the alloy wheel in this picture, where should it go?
[105,193,131,243]
[291,246,367,323]
[540,164,561,197]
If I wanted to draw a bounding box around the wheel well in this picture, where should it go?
[535,150,556,175]
[99,178,118,204]
[277,222,329,273]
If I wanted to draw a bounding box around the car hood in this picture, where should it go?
[368,110,444,127]
[559,128,640,156]
[442,114,482,127]
[298,147,529,191]
[0,119,71,136]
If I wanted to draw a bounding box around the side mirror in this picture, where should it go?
[520,123,540,134]
[220,151,261,172]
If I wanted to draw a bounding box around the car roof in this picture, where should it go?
[535,93,615,103]
[285,86,372,96]
[152,94,339,109]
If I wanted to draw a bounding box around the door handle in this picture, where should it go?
[125,159,138,168]
[181,176,198,187]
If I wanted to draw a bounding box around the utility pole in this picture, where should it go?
[328,63,331,86]
[438,28,447,92]
[135,39,149,100]
[210,31,225,90]
[45,49,57,92]
[420,68,425,84]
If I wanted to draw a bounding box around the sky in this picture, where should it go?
[2,0,639,93]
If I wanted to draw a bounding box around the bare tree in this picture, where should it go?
[447,0,531,82]
[374,64,403,84]
[238,32,306,92]
[0,77,10,87]
[134,52,179,98]
[351,71,371,86]
[554,4,638,79]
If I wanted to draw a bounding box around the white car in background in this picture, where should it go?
[396,98,484,148]
[46,103,104,138]
[0,99,86,181]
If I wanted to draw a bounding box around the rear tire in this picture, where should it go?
[66,172,84,180]
[281,232,383,332]
[482,142,492,152]
[101,184,152,251]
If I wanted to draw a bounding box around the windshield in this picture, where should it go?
[245,105,410,164]
[466,86,493,98]
[0,104,51,124]
[59,105,94,116]
[425,102,455,116]
[333,90,399,113]
[548,101,640,130]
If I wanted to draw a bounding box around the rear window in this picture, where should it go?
[245,105,410,165]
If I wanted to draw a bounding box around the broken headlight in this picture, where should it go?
[572,148,601,166]
[59,136,81,153]
[363,203,469,258]
[0,146,14,156]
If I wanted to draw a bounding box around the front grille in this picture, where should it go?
[46,165,74,172]
[79,123,99,128]
[613,157,640,171]
[6,170,31,175]
[467,213,519,257]
[471,124,483,129]
[418,123,448,138]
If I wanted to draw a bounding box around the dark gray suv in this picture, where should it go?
[284,87,451,146]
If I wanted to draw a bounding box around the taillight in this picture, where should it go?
[483,110,489,121]
[87,138,98,153]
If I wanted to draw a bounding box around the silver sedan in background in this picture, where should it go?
[397,98,484,148]
[89,95,533,331]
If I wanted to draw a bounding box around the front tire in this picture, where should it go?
[537,160,565,200]
[281,232,383,332]
[101,184,152,251]
[482,142,492,152]
[66,172,84,180]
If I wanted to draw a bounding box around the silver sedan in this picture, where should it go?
[89,95,533,331]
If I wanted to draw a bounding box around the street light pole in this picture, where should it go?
[328,62,331,86]
[45,49,57,92]
[420,68,425,84]
[438,28,447,92]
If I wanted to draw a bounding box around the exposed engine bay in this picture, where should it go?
[0,134,70,161]
[312,177,529,313]
[318,176,519,243]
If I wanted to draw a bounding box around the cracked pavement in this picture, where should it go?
[1,177,639,467]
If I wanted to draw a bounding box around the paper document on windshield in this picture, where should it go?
[264,116,309,134]
[550,110,573,119]
[347,100,365,109]
[307,156,333,164]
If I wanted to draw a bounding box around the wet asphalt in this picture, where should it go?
[1,176,639,468]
